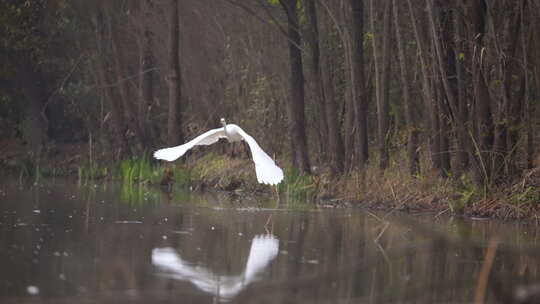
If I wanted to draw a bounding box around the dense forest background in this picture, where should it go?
[1,0,540,198]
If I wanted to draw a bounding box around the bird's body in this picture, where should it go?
[154,118,284,185]
[223,123,243,142]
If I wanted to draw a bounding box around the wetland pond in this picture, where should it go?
[1,179,540,303]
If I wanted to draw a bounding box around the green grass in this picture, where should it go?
[170,164,190,186]
[119,154,154,185]
[452,174,480,212]
[278,167,316,202]
[119,154,190,203]
[509,186,540,206]
[120,181,161,206]
[77,165,108,186]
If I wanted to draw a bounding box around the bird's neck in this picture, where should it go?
[223,124,230,136]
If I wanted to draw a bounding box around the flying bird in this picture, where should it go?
[154,118,284,185]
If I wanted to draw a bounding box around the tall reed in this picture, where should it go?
[278,167,316,203]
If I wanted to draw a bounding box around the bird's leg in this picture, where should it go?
[227,142,238,159]
[272,185,280,202]
[264,214,274,234]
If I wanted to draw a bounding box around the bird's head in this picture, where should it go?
[220,118,227,127]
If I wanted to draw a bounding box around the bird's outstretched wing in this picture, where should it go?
[152,234,279,299]
[244,234,279,280]
[153,127,226,161]
[229,124,284,185]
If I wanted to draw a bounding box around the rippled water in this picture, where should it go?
[1,179,539,303]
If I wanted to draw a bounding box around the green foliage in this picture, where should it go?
[17,156,35,180]
[510,186,540,206]
[119,155,158,205]
[15,156,51,185]
[453,175,481,213]
[0,0,73,67]
[266,0,306,25]
[119,157,190,206]
[77,165,108,186]
[191,152,224,180]
[120,182,158,206]
[119,154,189,187]
[364,32,374,44]
[118,172,190,206]
[119,154,155,185]
[0,0,88,148]
[170,165,191,186]
[278,167,316,202]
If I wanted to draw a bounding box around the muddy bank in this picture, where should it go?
[2,141,539,220]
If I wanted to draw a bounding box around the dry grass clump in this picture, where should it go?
[189,152,264,191]
[176,149,540,220]
[328,162,456,213]
[469,167,540,220]
[322,156,540,219]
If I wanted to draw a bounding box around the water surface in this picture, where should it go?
[1,179,539,303]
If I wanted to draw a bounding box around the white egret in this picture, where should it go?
[153,118,284,185]
[152,234,279,300]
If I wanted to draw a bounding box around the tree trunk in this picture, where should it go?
[392,0,419,175]
[111,36,146,151]
[305,0,344,173]
[19,66,48,157]
[498,4,523,176]
[430,69,445,173]
[407,0,440,171]
[343,37,355,171]
[322,51,345,173]
[454,4,470,173]
[94,7,129,158]
[427,0,455,176]
[473,68,493,182]
[467,0,493,185]
[377,2,392,170]
[280,0,311,174]
[350,0,368,168]
[97,60,129,158]
[166,0,184,147]
[138,0,155,149]
[524,1,535,169]
[304,0,329,162]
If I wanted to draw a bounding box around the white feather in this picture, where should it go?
[153,128,225,162]
[153,120,284,185]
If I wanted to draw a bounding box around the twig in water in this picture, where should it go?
[435,208,450,219]
[264,214,274,234]
[374,222,390,243]
[366,211,383,223]
[474,237,500,304]
[389,182,400,206]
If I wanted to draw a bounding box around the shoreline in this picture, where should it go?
[2,142,539,221]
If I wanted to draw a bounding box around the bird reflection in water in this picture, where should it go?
[152,234,279,301]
